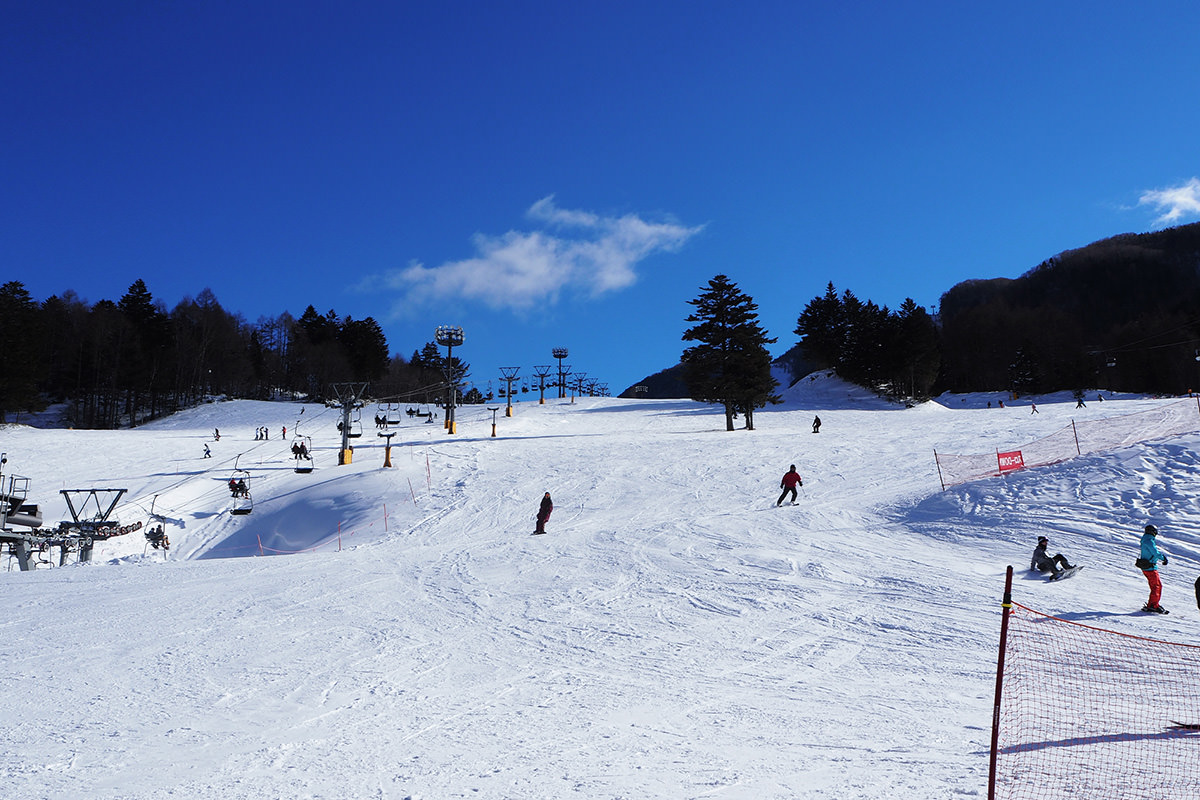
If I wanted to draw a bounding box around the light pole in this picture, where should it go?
[552,347,569,398]
[435,325,464,434]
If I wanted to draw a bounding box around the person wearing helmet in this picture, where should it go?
[1137,524,1169,613]
[1030,536,1074,578]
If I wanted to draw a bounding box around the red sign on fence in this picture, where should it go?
[997,450,1025,473]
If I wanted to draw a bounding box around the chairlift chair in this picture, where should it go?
[144,495,171,554]
[228,469,253,515]
[293,436,314,474]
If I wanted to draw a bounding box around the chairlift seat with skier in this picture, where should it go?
[292,436,314,474]
[228,470,253,515]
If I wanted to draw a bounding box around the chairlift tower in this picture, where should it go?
[531,365,553,404]
[436,325,464,434]
[332,382,369,464]
[378,430,396,467]
[571,372,587,403]
[499,367,520,417]
[552,347,569,398]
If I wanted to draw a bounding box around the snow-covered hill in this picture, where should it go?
[2,379,1197,799]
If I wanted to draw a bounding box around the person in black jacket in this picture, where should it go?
[535,492,553,534]
[1030,536,1075,578]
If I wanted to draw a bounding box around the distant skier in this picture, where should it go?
[812,415,821,433]
[777,465,802,506]
[1137,524,1169,613]
[1030,536,1074,578]
[203,443,211,458]
[214,428,220,441]
[534,492,553,534]
[1030,402,1039,414]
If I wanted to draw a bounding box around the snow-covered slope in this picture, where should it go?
[2,380,1197,799]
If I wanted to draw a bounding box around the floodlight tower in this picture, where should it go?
[499,367,520,417]
[552,347,569,398]
[532,365,553,404]
[435,325,464,434]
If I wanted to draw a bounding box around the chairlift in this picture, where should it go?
[348,408,363,438]
[386,403,401,426]
[292,436,314,474]
[228,468,253,515]
[144,495,171,554]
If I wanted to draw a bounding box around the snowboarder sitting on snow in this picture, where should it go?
[535,492,553,534]
[777,465,802,506]
[1030,536,1075,578]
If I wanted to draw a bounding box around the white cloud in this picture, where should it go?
[1138,178,1200,227]
[384,197,703,313]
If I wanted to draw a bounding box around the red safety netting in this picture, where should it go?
[992,603,1200,800]
[936,399,1200,488]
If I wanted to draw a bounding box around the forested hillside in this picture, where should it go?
[0,280,466,427]
[938,222,1200,395]
[632,222,1200,400]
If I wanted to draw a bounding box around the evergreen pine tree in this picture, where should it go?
[681,274,779,431]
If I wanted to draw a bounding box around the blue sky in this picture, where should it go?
[5,2,1200,396]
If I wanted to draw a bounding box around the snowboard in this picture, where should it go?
[1047,565,1082,581]
[531,531,548,535]
[1195,575,1200,612]
[1170,721,1200,730]
[1140,605,1170,614]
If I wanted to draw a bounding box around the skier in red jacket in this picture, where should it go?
[777,465,802,506]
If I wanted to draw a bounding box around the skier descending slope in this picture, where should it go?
[776,465,802,506]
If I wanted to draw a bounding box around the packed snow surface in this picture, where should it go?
[2,374,1197,799]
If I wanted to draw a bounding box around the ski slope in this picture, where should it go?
[2,374,1197,799]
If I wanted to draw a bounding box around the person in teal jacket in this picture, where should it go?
[1139,524,1169,613]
